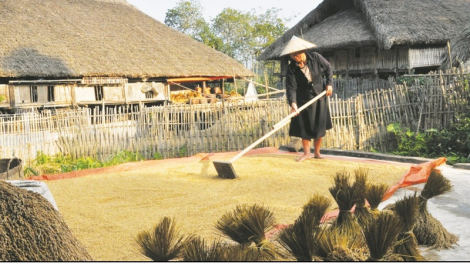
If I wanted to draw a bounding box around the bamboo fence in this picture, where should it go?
[0,68,469,166]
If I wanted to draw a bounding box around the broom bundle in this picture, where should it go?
[363,211,401,261]
[352,167,373,227]
[329,170,362,234]
[391,192,425,261]
[277,194,332,261]
[414,169,458,249]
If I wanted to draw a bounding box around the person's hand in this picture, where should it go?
[291,103,299,116]
[326,85,333,96]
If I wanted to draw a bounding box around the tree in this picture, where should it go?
[164,0,206,39]
[165,0,222,49]
[164,3,290,88]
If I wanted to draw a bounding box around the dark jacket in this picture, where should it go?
[285,51,333,139]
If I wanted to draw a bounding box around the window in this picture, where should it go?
[30,86,38,103]
[47,85,55,102]
[94,86,103,101]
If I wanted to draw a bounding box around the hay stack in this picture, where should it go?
[0,181,92,261]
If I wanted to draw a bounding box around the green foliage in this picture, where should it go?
[60,156,104,173]
[25,150,152,176]
[178,145,188,158]
[165,1,288,68]
[0,95,5,103]
[103,150,144,167]
[387,113,470,164]
[154,152,164,160]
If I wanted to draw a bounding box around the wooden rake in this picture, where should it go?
[213,90,326,179]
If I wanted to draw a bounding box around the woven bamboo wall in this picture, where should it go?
[1,68,468,165]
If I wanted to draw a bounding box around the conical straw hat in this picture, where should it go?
[280,36,317,56]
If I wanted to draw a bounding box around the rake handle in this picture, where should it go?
[273,90,326,129]
[229,90,326,163]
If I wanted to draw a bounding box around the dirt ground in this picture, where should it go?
[44,149,410,261]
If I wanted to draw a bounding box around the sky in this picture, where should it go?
[126,0,322,28]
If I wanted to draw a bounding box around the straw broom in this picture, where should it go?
[135,217,193,261]
[363,211,401,261]
[353,167,373,227]
[392,192,425,261]
[414,169,458,249]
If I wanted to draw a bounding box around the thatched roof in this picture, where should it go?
[259,0,470,61]
[0,0,254,79]
[441,24,470,68]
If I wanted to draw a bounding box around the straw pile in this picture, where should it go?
[392,192,425,261]
[0,181,92,261]
[414,169,458,249]
[352,167,373,226]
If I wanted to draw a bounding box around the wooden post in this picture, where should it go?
[264,70,269,99]
[447,40,453,70]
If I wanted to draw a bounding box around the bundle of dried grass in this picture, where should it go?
[301,193,333,225]
[215,204,278,259]
[277,194,331,261]
[183,236,265,261]
[364,183,390,215]
[135,217,193,261]
[182,237,226,261]
[0,181,92,261]
[363,211,401,261]
[314,226,367,261]
[414,169,458,249]
[353,167,373,227]
[392,193,425,261]
[329,170,362,234]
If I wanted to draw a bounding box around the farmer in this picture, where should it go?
[280,36,334,162]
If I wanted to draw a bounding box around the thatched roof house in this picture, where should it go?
[0,0,253,112]
[259,0,470,78]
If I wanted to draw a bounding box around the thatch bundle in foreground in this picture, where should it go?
[0,181,92,261]
[277,194,331,261]
[363,211,401,261]
[135,217,193,261]
[329,170,362,234]
[414,169,458,249]
[392,192,425,261]
[352,167,373,226]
